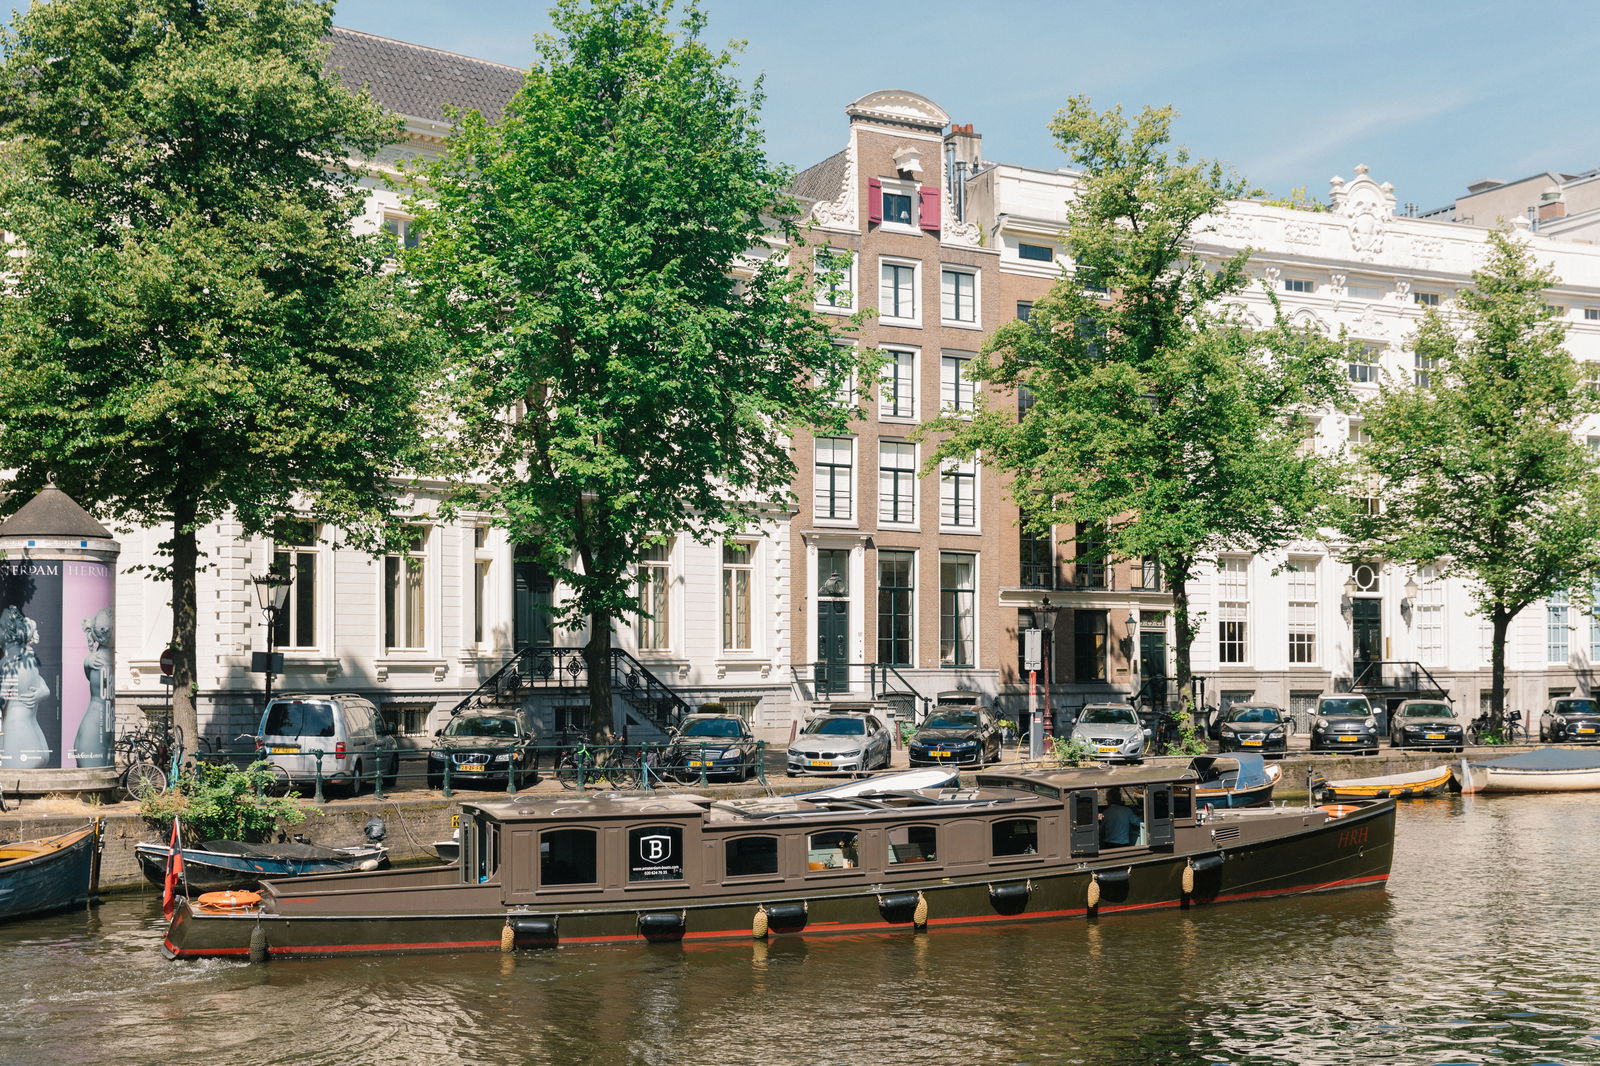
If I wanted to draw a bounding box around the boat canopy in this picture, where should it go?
[1190,755,1270,790]
[1470,748,1600,771]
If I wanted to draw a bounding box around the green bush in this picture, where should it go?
[1048,735,1095,767]
[139,761,311,843]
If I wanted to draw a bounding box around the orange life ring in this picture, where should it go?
[1317,804,1359,819]
[196,890,262,912]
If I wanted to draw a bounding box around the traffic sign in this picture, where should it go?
[159,648,175,676]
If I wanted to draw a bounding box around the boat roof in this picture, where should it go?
[1470,747,1600,771]
[976,765,1199,792]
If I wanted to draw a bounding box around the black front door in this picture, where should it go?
[1140,629,1168,708]
[1352,598,1381,686]
[817,599,850,693]
[513,550,554,650]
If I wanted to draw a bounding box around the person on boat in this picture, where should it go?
[1100,788,1142,847]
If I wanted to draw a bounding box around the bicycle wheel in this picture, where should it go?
[604,753,640,791]
[555,753,586,790]
[120,761,168,800]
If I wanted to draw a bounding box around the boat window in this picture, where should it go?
[725,835,779,877]
[627,826,684,882]
[887,825,938,864]
[806,829,860,870]
[539,828,598,887]
[469,818,499,883]
[992,818,1038,857]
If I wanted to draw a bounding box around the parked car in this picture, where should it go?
[1540,697,1600,743]
[786,710,892,776]
[1308,695,1380,754]
[427,707,541,790]
[662,713,759,781]
[907,704,1002,767]
[256,693,399,795]
[1070,703,1146,763]
[1389,699,1464,750]
[1216,704,1290,755]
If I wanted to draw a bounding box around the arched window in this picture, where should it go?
[992,818,1039,857]
[888,825,938,864]
[540,828,597,886]
[725,835,779,878]
[806,829,860,870]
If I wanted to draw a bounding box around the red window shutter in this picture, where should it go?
[919,185,941,235]
[867,177,882,225]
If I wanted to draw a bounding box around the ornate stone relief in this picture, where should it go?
[1285,221,1320,246]
[1329,272,1347,310]
[810,135,858,231]
[1351,307,1388,340]
[1329,164,1397,262]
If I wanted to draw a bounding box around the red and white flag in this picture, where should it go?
[161,816,184,919]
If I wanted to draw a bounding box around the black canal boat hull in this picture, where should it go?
[164,803,1393,960]
[0,823,102,923]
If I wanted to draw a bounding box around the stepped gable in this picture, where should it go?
[326,27,524,124]
[0,484,112,540]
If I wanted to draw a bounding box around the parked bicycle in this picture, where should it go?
[113,720,184,799]
[554,736,638,790]
[1467,709,1524,746]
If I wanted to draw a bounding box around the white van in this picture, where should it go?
[256,693,398,795]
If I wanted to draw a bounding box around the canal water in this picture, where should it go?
[3,794,1598,1066]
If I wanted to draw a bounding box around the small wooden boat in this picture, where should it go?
[1317,764,1456,801]
[135,838,389,892]
[164,763,1394,961]
[1189,755,1281,808]
[0,822,102,922]
[1469,748,1600,793]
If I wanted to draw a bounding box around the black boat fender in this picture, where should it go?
[1183,853,1225,897]
[876,890,928,928]
[1087,868,1131,910]
[761,901,808,935]
[988,880,1031,915]
[507,915,560,949]
[638,911,688,943]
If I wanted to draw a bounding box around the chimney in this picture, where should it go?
[1538,186,1566,221]
[945,122,982,169]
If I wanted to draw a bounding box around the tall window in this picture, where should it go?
[1414,350,1435,388]
[1218,557,1248,663]
[1347,425,1380,516]
[941,268,976,324]
[382,214,420,249]
[879,348,916,420]
[880,260,917,321]
[1417,565,1443,666]
[1138,556,1164,591]
[272,520,318,650]
[1286,561,1317,664]
[878,551,915,667]
[1020,527,1054,588]
[1074,523,1105,588]
[637,541,671,652]
[1592,575,1600,664]
[939,458,977,528]
[1074,610,1107,682]
[878,441,917,525]
[384,526,428,651]
[813,437,854,521]
[1549,589,1570,663]
[939,553,975,666]
[472,525,492,648]
[721,542,754,652]
[1349,343,1380,384]
[940,353,976,414]
[815,247,854,310]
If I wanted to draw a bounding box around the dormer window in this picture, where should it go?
[883,188,914,226]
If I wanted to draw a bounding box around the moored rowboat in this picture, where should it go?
[0,822,102,923]
[1469,748,1600,793]
[1317,764,1456,801]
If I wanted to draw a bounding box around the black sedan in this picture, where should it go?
[1216,704,1289,756]
[662,713,759,781]
[1540,698,1600,744]
[907,707,1002,768]
[427,710,540,790]
[1390,699,1464,750]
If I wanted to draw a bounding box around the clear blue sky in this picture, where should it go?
[331,0,1600,213]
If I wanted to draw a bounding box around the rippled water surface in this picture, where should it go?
[5,796,1600,1066]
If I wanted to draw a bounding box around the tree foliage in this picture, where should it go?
[405,0,863,733]
[139,760,309,843]
[931,97,1350,712]
[0,0,429,751]
[1347,230,1600,716]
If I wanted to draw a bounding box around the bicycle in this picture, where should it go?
[114,721,184,800]
[1467,709,1523,746]
[554,737,637,790]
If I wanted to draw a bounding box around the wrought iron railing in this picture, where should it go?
[789,663,933,720]
[451,646,691,732]
[1350,659,1449,699]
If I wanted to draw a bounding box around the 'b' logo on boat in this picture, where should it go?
[640,835,672,863]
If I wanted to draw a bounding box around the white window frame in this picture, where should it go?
[940,352,977,416]
[1217,557,1249,664]
[636,540,673,653]
[1416,565,1444,667]
[879,257,921,327]
[472,525,493,650]
[272,521,320,652]
[1349,343,1381,385]
[721,541,756,654]
[813,437,855,524]
[939,457,979,532]
[1549,590,1570,664]
[877,440,918,527]
[1286,559,1317,665]
[940,266,979,328]
[382,213,420,249]
[1281,277,1316,294]
[939,551,977,667]
[384,526,430,653]
[878,347,918,422]
[878,177,918,233]
[814,247,855,313]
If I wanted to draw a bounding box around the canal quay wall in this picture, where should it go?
[1,747,1498,893]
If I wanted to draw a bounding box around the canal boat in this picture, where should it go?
[164,764,1395,961]
[1188,755,1281,808]
[1468,748,1600,792]
[1316,764,1456,802]
[0,822,102,922]
[134,838,390,892]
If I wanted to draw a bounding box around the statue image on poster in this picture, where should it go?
[71,607,114,768]
[0,604,53,769]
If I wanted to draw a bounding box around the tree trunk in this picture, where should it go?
[1490,605,1510,722]
[1169,557,1197,725]
[169,495,200,771]
[585,611,614,741]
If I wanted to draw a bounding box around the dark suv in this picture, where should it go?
[427,708,540,790]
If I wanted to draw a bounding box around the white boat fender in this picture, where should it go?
[357,858,381,871]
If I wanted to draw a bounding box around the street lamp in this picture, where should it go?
[1400,575,1420,623]
[253,566,293,709]
[1341,574,1357,619]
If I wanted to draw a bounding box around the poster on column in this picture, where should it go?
[0,559,65,769]
[63,560,115,768]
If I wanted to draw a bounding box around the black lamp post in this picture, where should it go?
[1037,598,1059,751]
[253,567,293,709]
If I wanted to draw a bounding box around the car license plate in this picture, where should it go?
[1336,735,1357,743]
[270,746,298,754]
[1097,745,1118,754]
[930,749,950,757]
[689,760,709,767]
[1242,739,1262,746]
[809,759,832,768]
[1581,728,1596,734]
[1426,733,1445,740]
[461,763,487,773]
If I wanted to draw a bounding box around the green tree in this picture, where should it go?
[1348,230,1600,722]
[930,97,1349,724]
[405,0,862,735]
[0,0,428,754]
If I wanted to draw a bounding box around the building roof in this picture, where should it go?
[790,148,847,203]
[0,485,113,540]
[326,27,524,125]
